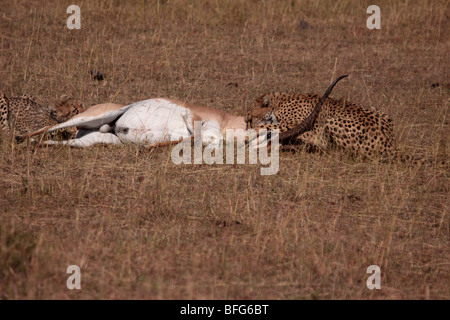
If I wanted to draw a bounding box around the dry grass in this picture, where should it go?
[0,0,449,299]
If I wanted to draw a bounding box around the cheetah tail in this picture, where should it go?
[279,74,348,141]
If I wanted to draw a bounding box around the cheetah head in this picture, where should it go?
[245,94,279,129]
[245,108,278,129]
[51,95,86,123]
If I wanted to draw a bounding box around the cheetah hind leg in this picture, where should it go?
[295,130,331,152]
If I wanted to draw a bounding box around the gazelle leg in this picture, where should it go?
[39,130,122,148]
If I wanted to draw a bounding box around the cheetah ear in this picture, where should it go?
[267,111,278,125]
[262,96,270,108]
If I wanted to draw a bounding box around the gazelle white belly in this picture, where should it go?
[115,99,194,144]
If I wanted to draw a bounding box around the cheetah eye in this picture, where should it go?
[267,132,272,140]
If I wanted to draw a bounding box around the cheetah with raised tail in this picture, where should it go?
[246,75,406,161]
[0,94,85,139]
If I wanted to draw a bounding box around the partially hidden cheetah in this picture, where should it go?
[245,75,409,161]
[0,94,85,140]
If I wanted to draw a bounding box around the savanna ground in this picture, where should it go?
[0,0,449,300]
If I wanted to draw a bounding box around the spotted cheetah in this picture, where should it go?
[50,95,86,124]
[0,94,85,139]
[246,75,402,160]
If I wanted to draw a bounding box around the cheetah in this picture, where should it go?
[246,75,402,160]
[0,94,85,139]
[50,95,86,124]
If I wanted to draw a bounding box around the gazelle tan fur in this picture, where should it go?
[167,99,246,133]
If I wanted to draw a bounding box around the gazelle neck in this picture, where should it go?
[221,113,246,132]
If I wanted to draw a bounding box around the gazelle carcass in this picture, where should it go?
[20,98,249,148]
